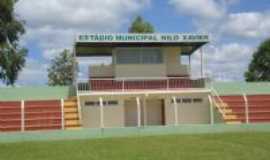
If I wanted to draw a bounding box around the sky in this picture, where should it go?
[9,0,270,86]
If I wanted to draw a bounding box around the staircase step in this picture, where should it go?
[64,101,77,107]
[222,109,233,113]
[65,120,80,126]
[64,108,77,113]
[224,115,238,120]
[64,113,79,119]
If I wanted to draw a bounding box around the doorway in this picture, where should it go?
[145,99,165,126]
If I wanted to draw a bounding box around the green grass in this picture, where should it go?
[1,132,270,160]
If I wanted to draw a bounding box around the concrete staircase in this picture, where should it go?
[213,98,242,124]
[64,97,81,130]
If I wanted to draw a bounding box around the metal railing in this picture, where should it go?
[77,77,206,93]
[210,87,228,117]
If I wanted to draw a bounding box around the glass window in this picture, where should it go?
[116,49,140,64]
[193,98,203,103]
[107,101,118,105]
[85,101,97,106]
[182,98,192,103]
[116,48,162,64]
[142,49,162,64]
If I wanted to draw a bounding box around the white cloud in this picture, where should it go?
[221,12,270,38]
[169,1,268,81]
[16,0,149,29]
[13,0,150,85]
[169,0,225,19]
[191,43,254,81]
[15,0,150,59]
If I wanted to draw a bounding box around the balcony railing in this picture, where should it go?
[77,77,206,93]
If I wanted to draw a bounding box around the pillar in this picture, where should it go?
[172,96,178,126]
[136,97,141,127]
[99,97,104,128]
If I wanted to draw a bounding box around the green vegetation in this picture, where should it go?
[0,0,27,85]
[245,38,270,81]
[1,132,270,160]
[47,49,77,86]
[128,16,155,33]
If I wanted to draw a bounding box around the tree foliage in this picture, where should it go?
[0,0,27,85]
[47,49,77,86]
[128,16,154,33]
[245,38,270,81]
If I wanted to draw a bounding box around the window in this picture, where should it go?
[116,50,140,64]
[141,49,162,64]
[107,101,118,105]
[85,100,118,107]
[182,98,192,103]
[171,97,203,104]
[193,98,203,103]
[85,101,98,106]
[116,48,163,64]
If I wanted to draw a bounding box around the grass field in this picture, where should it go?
[1,132,270,160]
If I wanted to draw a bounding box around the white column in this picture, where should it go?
[99,97,104,128]
[208,95,214,125]
[243,94,249,124]
[172,96,178,126]
[61,98,65,130]
[21,100,25,132]
[136,97,141,127]
[143,98,147,126]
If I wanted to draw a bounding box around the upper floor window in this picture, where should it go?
[115,48,163,64]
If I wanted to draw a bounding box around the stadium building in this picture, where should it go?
[1,33,270,132]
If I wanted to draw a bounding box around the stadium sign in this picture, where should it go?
[76,33,209,43]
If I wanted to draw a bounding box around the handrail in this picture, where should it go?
[78,76,206,81]
[77,77,207,93]
[210,86,227,117]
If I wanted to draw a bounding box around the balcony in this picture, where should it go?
[89,64,113,78]
[77,77,206,94]
[167,64,190,77]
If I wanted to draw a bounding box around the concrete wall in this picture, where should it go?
[80,92,211,128]
[113,47,186,78]
[164,93,210,125]
[89,47,190,78]
[80,96,125,128]
[114,64,166,78]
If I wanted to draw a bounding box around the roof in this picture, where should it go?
[209,82,270,95]
[75,33,209,57]
[0,86,75,101]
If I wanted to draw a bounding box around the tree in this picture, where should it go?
[128,16,154,33]
[0,0,27,85]
[245,38,270,81]
[47,49,77,86]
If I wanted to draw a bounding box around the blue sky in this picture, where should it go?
[8,0,270,86]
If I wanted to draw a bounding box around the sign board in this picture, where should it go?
[76,33,209,43]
